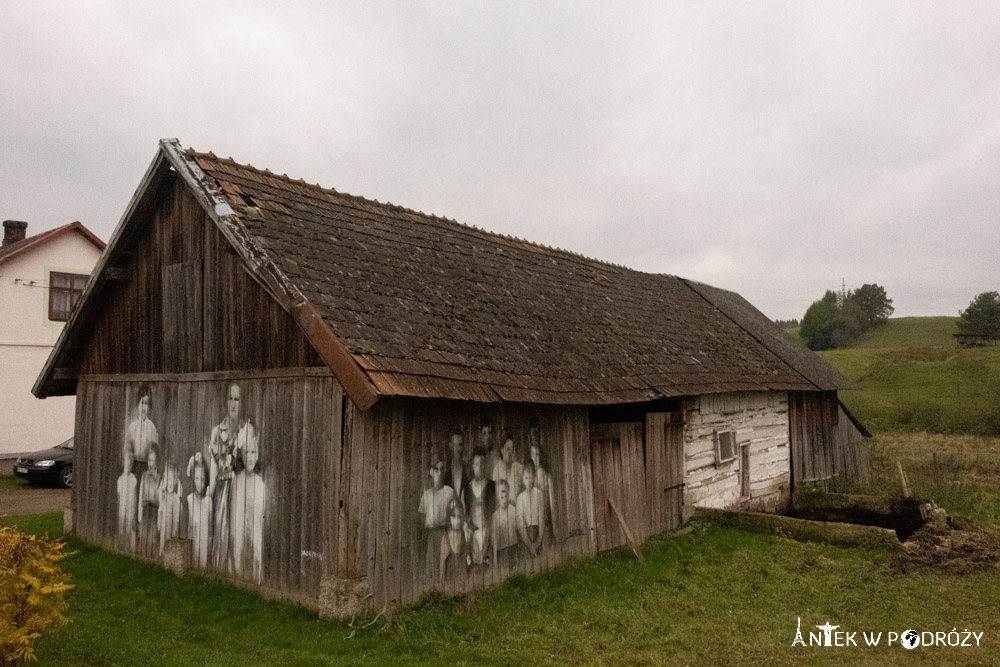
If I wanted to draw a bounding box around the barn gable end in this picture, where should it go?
[70,171,323,377]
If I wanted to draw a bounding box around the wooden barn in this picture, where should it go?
[35,139,867,616]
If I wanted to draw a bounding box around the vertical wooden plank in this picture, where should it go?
[387,403,404,609]
[321,380,344,585]
[288,378,304,591]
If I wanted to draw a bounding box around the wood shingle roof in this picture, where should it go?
[186,148,840,404]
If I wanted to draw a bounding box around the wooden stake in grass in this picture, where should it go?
[608,498,644,562]
[897,461,911,498]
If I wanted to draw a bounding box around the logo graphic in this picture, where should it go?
[902,630,920,649]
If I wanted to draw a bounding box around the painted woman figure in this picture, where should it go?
[232,422,265,584]
[158,464,183,555]
[462,448,495,519]
[439,498,469,582]
[186,452,214,569]
[444,431,468,509]
[516,461,544,558]
[491,435,522,502]
[116,447,138,550]
[124,386,158,479]
[209,382,244,572]
[528,419,557,540]
[136,443,162,556]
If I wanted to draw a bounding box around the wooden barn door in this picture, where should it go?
[589,422,647,552]
[644,411,685,534]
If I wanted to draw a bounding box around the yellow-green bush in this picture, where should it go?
[0,526,73,664]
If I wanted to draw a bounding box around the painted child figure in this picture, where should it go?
[158,463,183,555]
[116,447,138,550]
[232,422,265,584]
[467,499,491,567]
[490,479,518,567]
[439,498,469,582]
[186,452,214,569]
[136,444,162,556]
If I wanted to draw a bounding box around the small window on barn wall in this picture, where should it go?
[48,271,88,322]
[714,430,738,466]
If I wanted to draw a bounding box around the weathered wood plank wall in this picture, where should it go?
[683,391,791,511]
[76,173,321,377]
[73,371,342,605]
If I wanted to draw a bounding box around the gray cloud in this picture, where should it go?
[2,1,997,319]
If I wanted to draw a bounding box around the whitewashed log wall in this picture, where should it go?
[682,391,790,511]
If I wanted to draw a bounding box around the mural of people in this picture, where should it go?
[232,422,265,584]
[439,498,469,581]
[116,447,138,550]
[209,382,245,571]
[136,443,162,555]
[491,435,522,502]
[186,452,214,569]
[110,380,269,583]
[516,461,544,558]
[158,464,183,555]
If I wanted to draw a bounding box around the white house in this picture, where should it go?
[0,220,105,457]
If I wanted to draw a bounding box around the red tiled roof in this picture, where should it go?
[186,149,837,403]
[0,221,105,267]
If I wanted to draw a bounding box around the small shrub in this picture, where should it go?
[0,526,73,664]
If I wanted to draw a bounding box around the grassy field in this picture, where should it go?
[818,317,1000,436]
[3,503,999,666]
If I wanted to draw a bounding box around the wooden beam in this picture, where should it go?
[79,366,332,384]
[292,302,379,411]
[608,498,644,562]
[104,267,130,281]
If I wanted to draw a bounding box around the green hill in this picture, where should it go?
[820,316,1000,435]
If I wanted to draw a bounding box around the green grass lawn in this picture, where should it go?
[0,473,30,492]
[820,317,1000,435]
[4,503,999,666]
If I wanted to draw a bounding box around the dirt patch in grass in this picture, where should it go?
[893,526,1000,575]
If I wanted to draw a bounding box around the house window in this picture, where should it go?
[49,272,88,322]
[714,430,738,465]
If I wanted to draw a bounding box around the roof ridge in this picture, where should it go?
[185,148,651,275]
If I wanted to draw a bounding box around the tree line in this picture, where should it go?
[792,285,1000,351]
[799,284,894,350]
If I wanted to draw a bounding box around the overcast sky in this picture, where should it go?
[2,1,997,320]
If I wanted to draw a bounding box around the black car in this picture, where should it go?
[13,437,74,488]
